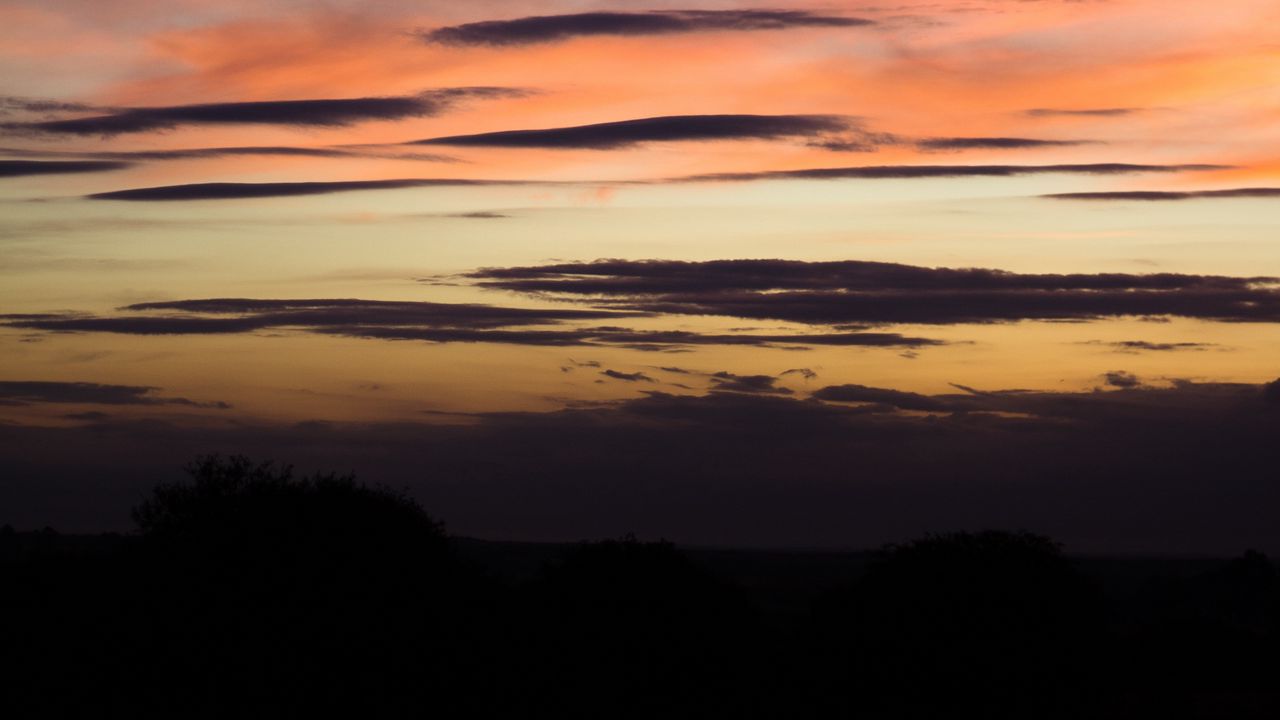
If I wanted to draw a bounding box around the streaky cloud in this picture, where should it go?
[1084,340,1216,352]
[88,179,495,201]
[317,325,940,351]
[4,87,525,137]
[0,96,98,114]
[1024,107,1140,117]
[116,298,628,329]
[422,10,872,46]
[0,380,228,408]
[4,297,940,350]
[1045,188,1280,201]
[0,159,131,177]
[83,163,1230,201]
[915,137,1092,151]
[680,163,1227,182]
[0,145,455,163]
[415,114,853,149]
[465,258,1280,325]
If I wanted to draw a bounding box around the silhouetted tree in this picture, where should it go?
[118,455,486,717]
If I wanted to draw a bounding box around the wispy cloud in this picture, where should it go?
[679,163,1226,182]
[1023,108,1141,118]
[709,371,793,395]
[914,137,1093,151]
[811,384,952,411]
[1082,340,1217,353]
[601,369,656,383]
[466,258,1280,325]
[414,114,853,149]
[0,96,97,114]
[88,179,496,201]
[0,159,131,177]
[84,162,1230,201]
[1046,188,1280,201]
[4,88,525,137]
[5,297,940,351]
[1,145,455,163]
[421,10,872,46]
[0,380,228,408]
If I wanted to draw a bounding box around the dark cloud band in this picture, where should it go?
[4,88,524,137]
[1045,188,1280,201]
[323,325,939,351]
[0,96,98,114]
[84,162,1228,201]
[4,297,937,350]
[0,380,227,408]
[915,137,1091,151]
[680,163,1226,182]
[414,114,1096,153]
[1024,108,1139,117]
[1,145,455,163]
[1085,340,1216,352]
[422,10,871,46]
[87,179,495,201]
[415,114,852,149]
[0,159,131,177]
[464,258,1280,325]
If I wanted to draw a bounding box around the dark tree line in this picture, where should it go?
[2,456,1278,718]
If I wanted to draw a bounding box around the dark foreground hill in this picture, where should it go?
[2,457,1277,718]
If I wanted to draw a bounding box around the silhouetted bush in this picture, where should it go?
[510,536,765,719]
[1118,549,1280,716]
[1263,377,1280,405]
[807,530,1102,717]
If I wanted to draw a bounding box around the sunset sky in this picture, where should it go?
[3,0,1279,552]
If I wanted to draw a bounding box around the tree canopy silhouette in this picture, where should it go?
[809,530,1101,717]
[121,455,480,716]
[133,454,446,557]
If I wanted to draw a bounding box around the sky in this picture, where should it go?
[2,0,1279,553]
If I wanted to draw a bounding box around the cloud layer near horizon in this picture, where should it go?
[3,378,1278,554]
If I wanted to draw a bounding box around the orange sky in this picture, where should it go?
[2,0,1279,427]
